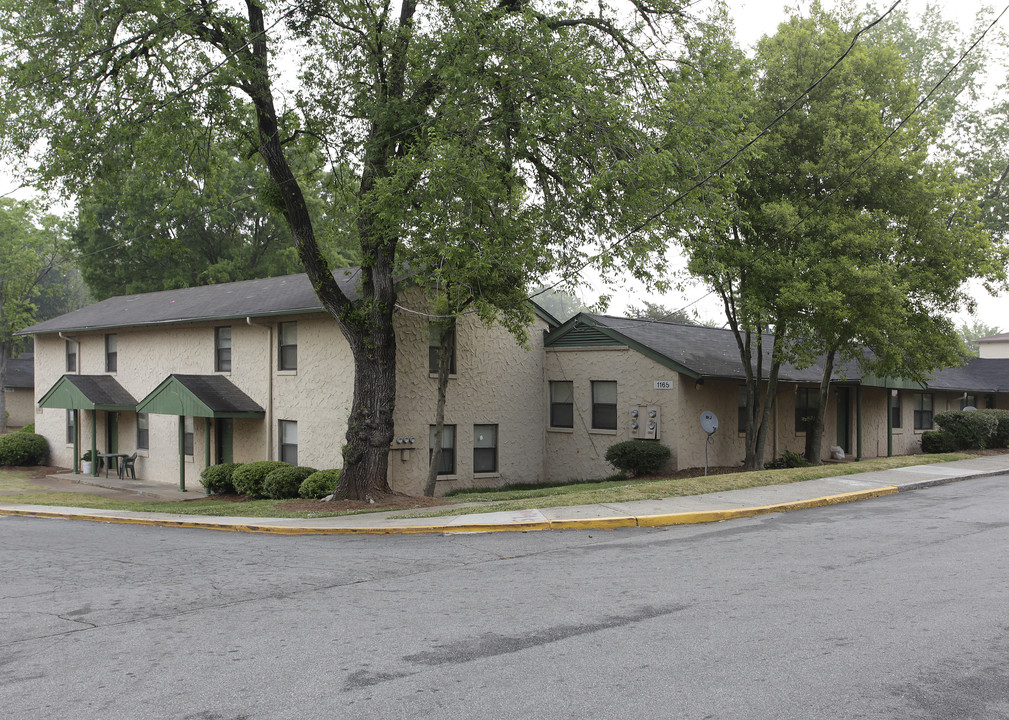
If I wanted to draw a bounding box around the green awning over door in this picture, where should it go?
[137,374,265,418]
[37,374,137,411]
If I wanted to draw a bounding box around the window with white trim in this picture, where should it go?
[137,413,149,451]
[278,321,297,371]
[591,381,617,430]
[549,381,573,428]
[279,420,298,465]
[429,424,456,475]
[473,424,498,474]
[105,333,117,373]
[215,326,232,372]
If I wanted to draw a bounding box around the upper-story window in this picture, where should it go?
[428,323,457,375]
[105,333,118,373]
[66,340,77,373]
[215,326,232,372]
[591,381,617,430]
[278,321,297,371]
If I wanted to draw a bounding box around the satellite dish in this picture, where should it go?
[700,411,719,435]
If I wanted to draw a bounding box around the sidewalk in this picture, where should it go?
[2,455,1007,535]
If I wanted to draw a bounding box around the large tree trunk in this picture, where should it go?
[244,1,398,500]
[424,318,456,497]
[804,347,836,466]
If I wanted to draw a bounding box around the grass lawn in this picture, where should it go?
[0,451,981,519]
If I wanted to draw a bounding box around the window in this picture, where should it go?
[66,340,77,373]
[278,321,297,371]
[914,393,934,430]
[473,424,498,474]
[591,381,617,430]
[429,424,456,475]
[183,416,194,456]
[890,391,902,429]
[961,393,977,410]
[279,420,298,465]
[105,333,117,373]
[66,410,75,445]
[737,386,748,433]
[986,393,997,410]
[215,326,232,372]
[795,388,818,433]
[136,413,149,451]
[550,381,574,428]
[428,323,456,375]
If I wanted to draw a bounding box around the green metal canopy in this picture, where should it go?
[38,374,138,411]
[137,374,265,418]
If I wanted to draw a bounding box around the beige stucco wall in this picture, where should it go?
[4,387,35,428]
[389,290,548,496]
[33,286,547,495]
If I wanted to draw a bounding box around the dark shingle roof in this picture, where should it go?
[550,314,1009,391]
[63,375,138,407]
[172,375,265,414]
[18,269,368,335]
[4,357,33,388]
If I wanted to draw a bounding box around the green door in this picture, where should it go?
[106,412,118,453]
[835,388,850,453]
[216,418,234,464]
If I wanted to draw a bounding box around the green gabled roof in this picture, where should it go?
[38,375,138,411]
[137,374,265,418]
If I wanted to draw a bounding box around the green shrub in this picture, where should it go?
[81,449,95,462]
[263,466,318,500]
[231,461,290,498]
[0,432,49,466]
[763,450,809,469]
[978,409,1009,448]
[604,440,672,477]
[200,462,241,495]
[921,430,957,454]
[300,469,342,499]
[17,423,35,434]
[934,410,998,449]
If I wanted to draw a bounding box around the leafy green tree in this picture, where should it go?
[686,4,1005,468]
[71,134,356,299]
[0,199,66,432]
[959,320,1003,357]
[0,0,723,498]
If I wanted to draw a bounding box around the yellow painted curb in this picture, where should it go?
[0,486,900,535]
[634,486,900,527]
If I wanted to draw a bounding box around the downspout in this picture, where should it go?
[247,318,274,460]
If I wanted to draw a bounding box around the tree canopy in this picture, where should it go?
[0,0,734,497]
[684,3,1006,468]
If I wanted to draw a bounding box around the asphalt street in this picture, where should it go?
[3,474,1009,719]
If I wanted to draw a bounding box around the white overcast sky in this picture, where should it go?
[2,0,1006,328]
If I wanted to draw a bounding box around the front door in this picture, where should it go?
[835,388,850,453]
[216,418,234,464]
[106,412,118,453]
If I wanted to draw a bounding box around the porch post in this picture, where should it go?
[73,409,80,475]
[856,386,863,461]
[178,416,186,492]
[887,389,893,458]
[90,410,98,476]
[205,418,211,469]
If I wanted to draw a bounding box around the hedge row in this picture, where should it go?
[923,409,1009,453]
[199,461,341,500]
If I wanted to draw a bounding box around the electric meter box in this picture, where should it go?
[629,405,661,440]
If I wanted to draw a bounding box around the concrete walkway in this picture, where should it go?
[2,456,1008,535]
